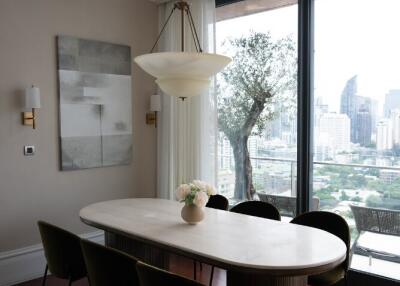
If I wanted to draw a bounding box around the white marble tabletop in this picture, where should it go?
[80,198,346,275]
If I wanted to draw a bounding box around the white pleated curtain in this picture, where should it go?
[156,0,218,199]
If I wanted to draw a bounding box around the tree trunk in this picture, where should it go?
[226,99,266,201]
[231,136,256,200]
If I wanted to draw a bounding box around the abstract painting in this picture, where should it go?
[57,35,132,170]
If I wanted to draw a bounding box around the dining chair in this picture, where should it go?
[206,194,229,211]
[37,221,87,286]
[80,239,139,286]
[230,200,281,221]
[290,211,351,286]
[137,261,204,286]
[195,194,229,286]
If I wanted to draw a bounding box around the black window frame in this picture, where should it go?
[297,0,314,215]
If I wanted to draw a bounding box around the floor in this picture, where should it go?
[14,254,226,286]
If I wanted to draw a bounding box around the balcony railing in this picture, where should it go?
[218,155,400,217]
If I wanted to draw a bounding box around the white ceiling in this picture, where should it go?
[148,0,171,4]
[217,0,298,21]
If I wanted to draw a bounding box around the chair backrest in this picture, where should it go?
[37,221,86,281]
[350,204,400,236]
[206,194,229,210]
[290,211,350,269]
[230,201,281,221]
[80,239,139,286]
[136,261,204,286]
[257,193,320,217]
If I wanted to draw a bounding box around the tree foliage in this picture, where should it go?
[217,32,297,199]
[218,32,297,140]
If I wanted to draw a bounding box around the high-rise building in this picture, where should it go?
[355,104,372,146]
[314,97,329,129]
[384,90,400,117]
[370,98,379,133]
[390,109,400,145]
[340,75,358,143]
[379,169,400,184]
[376,119,393,150]
[248,136,259,158]
[218,133,234,170]
[319,113,351,152]
[356,95,379,132]
[314,97,329,159]
[269,102,297,145]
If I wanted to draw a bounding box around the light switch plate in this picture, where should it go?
[24,145,35,156]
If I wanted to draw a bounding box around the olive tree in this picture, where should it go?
[218,32,297,200]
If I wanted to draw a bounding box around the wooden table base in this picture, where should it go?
[227,271,307,286]
[106,231,307,286]
[105,232,169,270]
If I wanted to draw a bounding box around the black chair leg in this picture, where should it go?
[68,278,73,286]
[193,260,197,280]
[209,266,214,286]
[41,264,48,286]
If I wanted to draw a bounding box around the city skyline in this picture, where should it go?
[217,0,400,116]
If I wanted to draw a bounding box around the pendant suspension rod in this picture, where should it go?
[149,1,203,53]
[187,8,203,52]
[186,9,200,52]
[181,4,185,52]
[150,6,177,53]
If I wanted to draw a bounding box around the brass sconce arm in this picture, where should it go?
[22,108,38,129]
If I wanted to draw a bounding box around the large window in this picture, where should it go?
[216,0,400,282]
[216,2,298,216]
[313,0,400,280]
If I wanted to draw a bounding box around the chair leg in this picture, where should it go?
[193,260,197,280]
[87,276,92,286]
[68,278,73,286]
[209,266,214,286]
[41,264,48,286]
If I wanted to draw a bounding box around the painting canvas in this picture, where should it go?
[57,35,132,170]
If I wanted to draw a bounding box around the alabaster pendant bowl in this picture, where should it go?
[134,52,232,98]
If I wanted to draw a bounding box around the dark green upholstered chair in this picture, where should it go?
[230,201,281,221]
[290,211,351,286]
[80,239,139,286]
[136,261,204,286]
[37,221,87,286]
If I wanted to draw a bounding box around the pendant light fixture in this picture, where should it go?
[134,1,231,100]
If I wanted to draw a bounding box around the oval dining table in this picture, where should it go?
[80,198,346,286]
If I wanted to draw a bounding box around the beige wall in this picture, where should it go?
[0,0,158,252]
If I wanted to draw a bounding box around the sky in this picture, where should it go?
[216,0,400,117]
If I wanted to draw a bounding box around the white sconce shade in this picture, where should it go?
[25,86,41,109]
[150,94,161,112]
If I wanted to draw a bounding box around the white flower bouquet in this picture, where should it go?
[176,180,216,208]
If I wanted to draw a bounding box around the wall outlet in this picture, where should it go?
[24,145,35,156]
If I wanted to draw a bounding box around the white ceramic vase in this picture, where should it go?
[181,204,204,224]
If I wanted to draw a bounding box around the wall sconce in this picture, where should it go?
[22,85,41,129]
[146,94,161,128]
